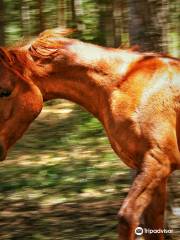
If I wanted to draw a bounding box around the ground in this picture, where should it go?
[0,100,179,240]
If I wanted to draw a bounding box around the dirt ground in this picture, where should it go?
[0,100,179,240]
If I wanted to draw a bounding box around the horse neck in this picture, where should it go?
[38,70,107,120]
[30,41,140,120]
[31,62,108,120]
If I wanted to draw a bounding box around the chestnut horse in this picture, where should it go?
[0,28,179,240]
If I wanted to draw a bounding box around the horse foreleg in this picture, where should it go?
[117,149,171,240]
[143,179,167,240]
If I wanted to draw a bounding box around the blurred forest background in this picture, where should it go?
[0,0,179,240]
[0,0,179,55]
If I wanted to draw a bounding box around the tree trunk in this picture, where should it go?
[66,0,78,28]
[36,0,44,34]
[74,0,85,31]
[71,0,76,24]
[98,1,115,47]
[0,0,5,45]
[128,0,168,52]
[105,2,115,47]
[113,0,122,47]
[20,0,31,36]
[58,0,66,27]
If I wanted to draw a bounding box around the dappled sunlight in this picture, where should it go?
[0,100,179,240]
[0,99,179,239]
[0,100,179,239]
[0,100,130,240]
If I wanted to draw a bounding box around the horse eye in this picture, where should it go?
[0,89,11,98]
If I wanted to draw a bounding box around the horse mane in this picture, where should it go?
[29,28,75,59]
[0,28,75,81]
[30,28,180,63]
[0,27,179,82]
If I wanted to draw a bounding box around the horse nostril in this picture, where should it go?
[0,144,6,161]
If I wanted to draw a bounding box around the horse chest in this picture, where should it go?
[103,117,147,169]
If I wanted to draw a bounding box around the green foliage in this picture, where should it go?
[0,101,129,239]
[1,0,179,56]
[168,0,180,56]
[80,0,99,42]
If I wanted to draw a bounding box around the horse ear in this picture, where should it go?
[0,47,24,67]
[0,47,30,83]
[0,47,14,65]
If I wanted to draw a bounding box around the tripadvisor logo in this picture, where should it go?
[135,227,173,236]
[135,227,143,236]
